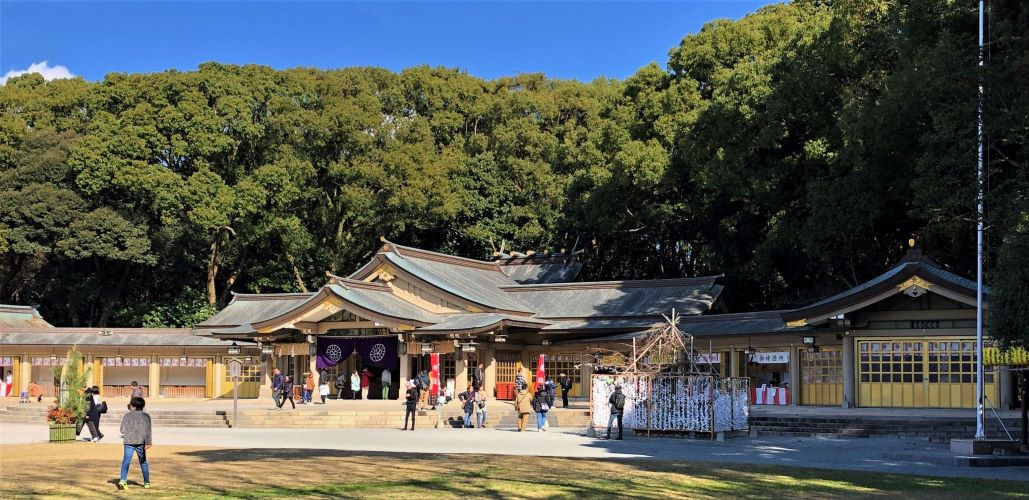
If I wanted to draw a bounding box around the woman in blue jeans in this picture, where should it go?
[531,386,550,431]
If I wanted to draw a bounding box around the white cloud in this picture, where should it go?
[1,61,76,85]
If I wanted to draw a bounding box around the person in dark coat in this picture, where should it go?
[277,376,296,410]
[471,363,484,391]
[607,384,625,440]
[402,380,418,430]
[531,385,550,432]
[84,387,104,441]
[558,373,574,408]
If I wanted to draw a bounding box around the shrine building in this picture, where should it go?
[0,240,1016,410]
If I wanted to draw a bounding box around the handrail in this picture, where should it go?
[984,395,1014,441]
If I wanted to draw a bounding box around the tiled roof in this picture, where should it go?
[0,327,227,346]
[0,305,53,328]
[198,293,315,328]
[416,313,552,334]
[502,278,722,319]
[562,311,801,343]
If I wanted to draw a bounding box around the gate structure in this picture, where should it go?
[588,310,750,437]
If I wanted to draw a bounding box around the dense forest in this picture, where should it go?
[0,0,1026,331]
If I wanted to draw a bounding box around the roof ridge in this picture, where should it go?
[326,275,392,291]
[500,277,719,291]
[231,292,317,301]
[381,240,502,272]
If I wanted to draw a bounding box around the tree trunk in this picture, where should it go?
[218,247,248,306]
[286,252,308,293]
[206,236,221,307]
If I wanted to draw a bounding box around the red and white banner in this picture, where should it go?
[429,352,440,396]
[751,386,791,405]
[535,354,545,386]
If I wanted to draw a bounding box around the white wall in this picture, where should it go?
[160,366,205,385]
[102,366,148,386]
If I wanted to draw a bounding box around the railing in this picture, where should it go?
[162,386,206,398]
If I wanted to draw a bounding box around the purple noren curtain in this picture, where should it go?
[317,336,398,370]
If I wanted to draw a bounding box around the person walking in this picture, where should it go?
[350,369,360,400]
[381,368,392,399]
[334,372,346,400]
[360,368,372,400]
[277,376,296,410]
[83,387,102,442]
[606,384,625,440]
[271,368,284,409]
[531,385,550,432]
[129,381,144,399]
[318,378,330,404]
[402,380,418,430]
[514,388,532,432]
[475,386,488,428]
[300,372,312,403]
[458,385,476,428]
[118,396,152,490]
[559,373,573,408]
[545,376,556,407]
[472,362,484,391]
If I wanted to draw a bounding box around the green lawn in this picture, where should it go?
[2,443,1026,499]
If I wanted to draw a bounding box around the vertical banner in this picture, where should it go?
[430,353,441,396]
[536,354,546,386]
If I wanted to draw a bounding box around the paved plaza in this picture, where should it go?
[2,421,1027,482]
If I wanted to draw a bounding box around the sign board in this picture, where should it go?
[693,353,721,364]
[749,351,789,364]
[228,359,242,378]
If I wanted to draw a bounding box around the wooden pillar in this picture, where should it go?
[213,357,224,398]
[455,353,469,393]
[259,355,274,398]
[399,351,410,391]
[19,355,31,393]
[789,345,800,407]
[85,354,95,388]
[842,336,856,408]
[149,355,160,398]
[484,346,497,400]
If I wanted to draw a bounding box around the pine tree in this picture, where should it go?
[54,348,91,422]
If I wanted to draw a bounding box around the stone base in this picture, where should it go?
[950,439,1021,455]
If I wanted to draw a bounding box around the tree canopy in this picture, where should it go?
[1,0,1026,329]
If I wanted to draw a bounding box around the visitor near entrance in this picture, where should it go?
[459,385,476,428]
[277,376,296,410]
[84,386,105,442]
[381,368,391,399]
[472,362,484,391]
[515,370,527,393]
[271,368,284,408]
[514,388,532,432]
[607,384,624,440]
[118,396,152,490]
[350,370,360,400]
[318,378,330,404]
[334,373,346,400]
[360,368,372,400]
[532,385,550,431]
[417,370,430,410]
[402,380,418,430]
[130,381,144,399]
[475,386,488,428]
[303,372,314,404]
[559,374,573,408]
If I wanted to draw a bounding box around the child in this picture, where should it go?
[318,378,330,404]
[278,376,296,410]
[119,396,152,490]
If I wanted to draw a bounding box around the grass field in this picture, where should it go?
[1,443,1027,499]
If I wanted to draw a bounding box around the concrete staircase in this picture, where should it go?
[0,405,230,428]
[0,404,590,430]
[751,414,1024,442]
[226,407,591,429]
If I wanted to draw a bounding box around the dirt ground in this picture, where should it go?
[2,443,1027,499]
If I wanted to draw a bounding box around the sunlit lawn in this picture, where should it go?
[1,443,1026,499]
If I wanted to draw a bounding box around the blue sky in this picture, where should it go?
[2,1,772,83]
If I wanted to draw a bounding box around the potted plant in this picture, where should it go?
[47,347,90,442]
[47,406,76,442]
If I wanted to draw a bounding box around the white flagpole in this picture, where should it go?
[975,0,986,441]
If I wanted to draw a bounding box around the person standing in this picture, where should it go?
[303,372,315,404]
[402,380,418,430]
[318,378,330,404]
[277,376,296,410]
[606,384,625,440]
[514,370,527,393]
[514,388,532,432]
[28,380,44,403]
[350,369,360,400]
[381,368,392,399]
[475,386,488,428]
[531,386,550,432]
[417,369,430,410]
[118,396,152,490]
[559,373,573,408]
[129,381,144,399]
[334,372,346,400]
[458,385,476,428]
[360,368,372,400]
[472,362,484,391]
[545,376,556,407]
[271,368,284,409]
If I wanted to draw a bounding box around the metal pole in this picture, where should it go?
[975,0,986,441]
